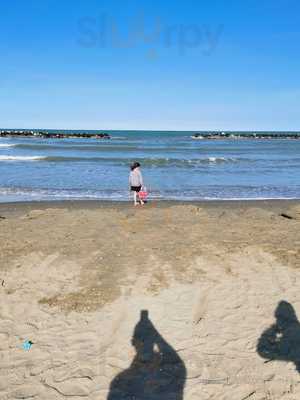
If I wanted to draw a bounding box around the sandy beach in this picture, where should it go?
[1,200,300,399]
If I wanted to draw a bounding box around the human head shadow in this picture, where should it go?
[257,300,300,372]
[107,310,186,399]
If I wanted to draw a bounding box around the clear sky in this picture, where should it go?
[0,0,300,131]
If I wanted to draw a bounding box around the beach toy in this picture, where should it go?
[22,340,33,351]
[139,187,148,201]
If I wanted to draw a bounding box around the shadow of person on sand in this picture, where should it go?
[107,310,186,399]
[257,300,300,372]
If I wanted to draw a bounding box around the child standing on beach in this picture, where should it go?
[129,162,144,206]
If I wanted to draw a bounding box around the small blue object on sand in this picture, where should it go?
[22,340,33,350]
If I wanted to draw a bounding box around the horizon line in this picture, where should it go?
[1,127,300,133]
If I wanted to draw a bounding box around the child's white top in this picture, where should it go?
[129,168,143,186]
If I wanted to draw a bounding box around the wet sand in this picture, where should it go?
[1,200,300,399]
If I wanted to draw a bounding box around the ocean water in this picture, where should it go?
[0,130,300,202]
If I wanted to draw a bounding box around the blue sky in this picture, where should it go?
[0,0,300,131]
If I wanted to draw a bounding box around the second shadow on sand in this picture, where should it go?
[257,300,300,372]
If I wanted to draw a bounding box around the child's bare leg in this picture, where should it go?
[133,191,138,205]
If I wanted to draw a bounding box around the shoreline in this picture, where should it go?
[1,197,299,206]
[0,198,299,217]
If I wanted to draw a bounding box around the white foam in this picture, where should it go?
[208,157,225,162]
[0,155,45,161]
[0,144,15,148]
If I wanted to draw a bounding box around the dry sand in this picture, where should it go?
[0,200,300,399]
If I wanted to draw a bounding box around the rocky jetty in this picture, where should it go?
[0,130,111,139]
[191,132,300,140]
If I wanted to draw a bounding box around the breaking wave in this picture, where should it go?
[0,155,46,161]
[0,155,241,166]
[0,144,16,148]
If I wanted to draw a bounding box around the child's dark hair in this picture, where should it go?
[130,162,141,171]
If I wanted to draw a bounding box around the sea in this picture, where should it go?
[0,130,300,202]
